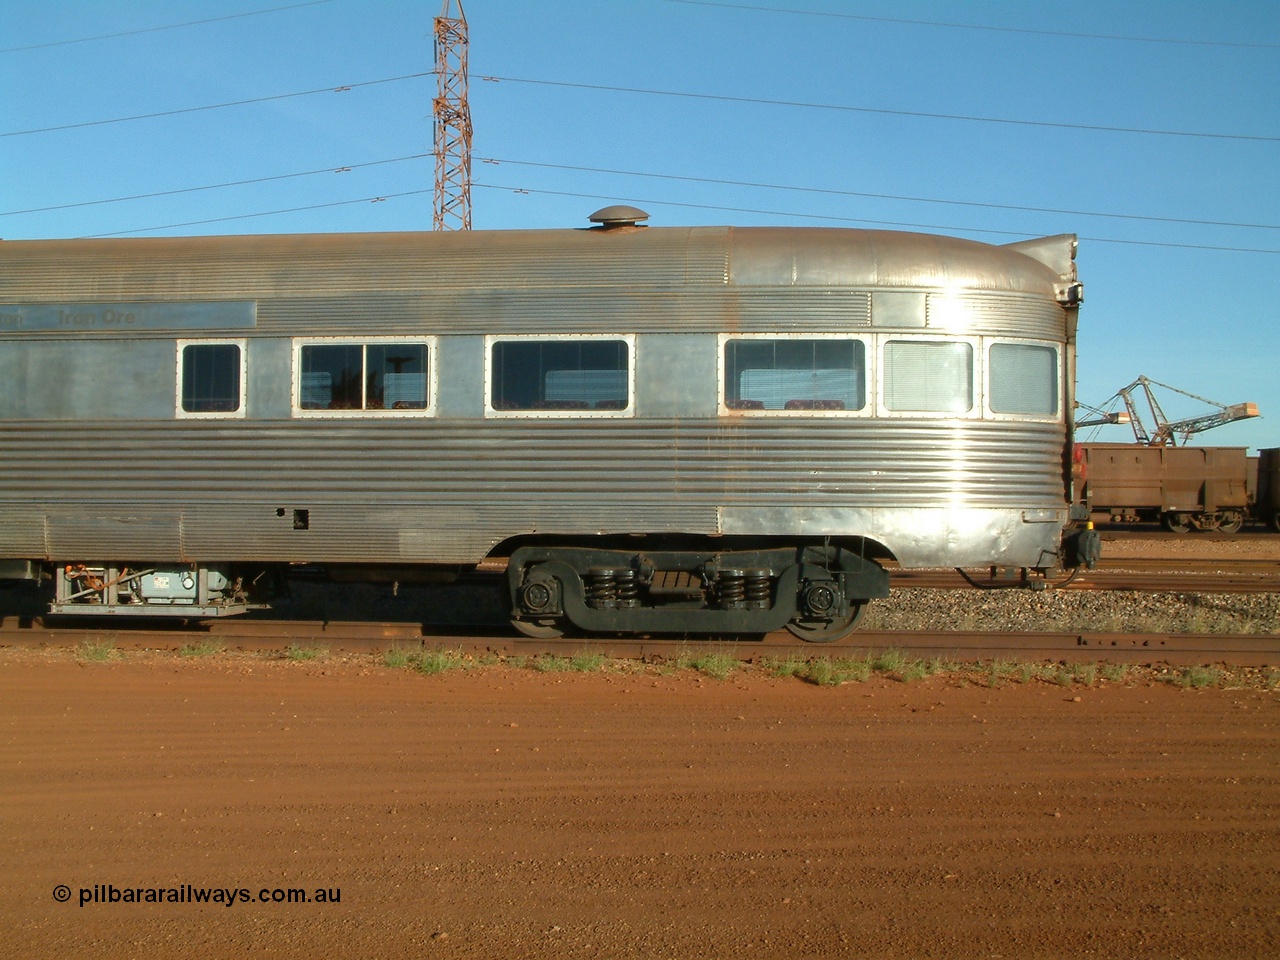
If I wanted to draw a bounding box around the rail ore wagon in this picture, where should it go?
[1077,443,1253,533]
[0,208,1094,640]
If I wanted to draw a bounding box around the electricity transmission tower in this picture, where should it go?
[433,0,471,230]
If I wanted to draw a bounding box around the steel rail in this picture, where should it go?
[2,619,1276,667]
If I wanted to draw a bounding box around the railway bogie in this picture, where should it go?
[0,213,1090,636]
[507,542,889,642]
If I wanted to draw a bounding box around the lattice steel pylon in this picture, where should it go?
[433,0,471,230]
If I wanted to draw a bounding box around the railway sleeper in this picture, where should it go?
[507,544,890,642]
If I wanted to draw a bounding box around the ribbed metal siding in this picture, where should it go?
[1,226,1064,340]
[0,418,1065,563]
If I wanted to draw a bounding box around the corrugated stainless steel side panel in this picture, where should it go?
[0,419,1065,565]
[247,288,872,336]
[1,226,1066,339]
[926,293,1065,338]
[0,228,729,301]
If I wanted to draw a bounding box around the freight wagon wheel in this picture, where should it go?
[1161,513,1191,534]
[510,617,565,639]
[785,603,866,643]
[1217,513,1244,535]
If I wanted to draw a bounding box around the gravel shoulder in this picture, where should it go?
[4,649,1279,960]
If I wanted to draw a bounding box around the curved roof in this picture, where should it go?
[726,227,1075,295]
[0,225,1076,302]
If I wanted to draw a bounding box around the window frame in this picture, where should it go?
[290,336,437,418]
[483,333,637,419]
[985,338,1063,422]
[877,334,982,419]
[175,338,247,420]
[717,333,872,418]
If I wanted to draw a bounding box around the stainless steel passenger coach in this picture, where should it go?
[0,208,1094,640]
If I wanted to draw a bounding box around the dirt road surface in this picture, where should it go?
[4,650,1278,959]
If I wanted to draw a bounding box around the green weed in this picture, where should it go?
[416,648,465,674]
[1162,665,1222,689]
[76,638,118,662]
[531,654,571,673]
[382,645,415,669]
[178,638,224,658]
[690,653,738,680]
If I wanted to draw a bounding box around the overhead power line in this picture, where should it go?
[1,155,432,216]
[0,72,435,138]
[73,179,1280,254]
[85,189,434,238]
[480,159,1280,231]
[4,69,1273,145]
[666,0,1280,50]
[479,75,1280,144]
[0,1,335,54]
[9,153,1276,233]
[467,185,1280,255]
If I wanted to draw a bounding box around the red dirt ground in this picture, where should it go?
[3,650,1278,959]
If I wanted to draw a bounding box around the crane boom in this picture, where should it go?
[1085,376,1259,446]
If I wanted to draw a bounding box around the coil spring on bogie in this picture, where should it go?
[719,569,746,608]
[614,569,640,608]
[744,568,771,609]
[586,568,619,609]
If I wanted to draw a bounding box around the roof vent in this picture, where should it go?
[588,205,649,229]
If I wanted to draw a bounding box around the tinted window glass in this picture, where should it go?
[990,343,1058,415]
[366,343,428,410]
[491,340,629,411]
[724,339,865,411]
[181,343,241,413]
[299,342,429,412]
[883,340,973,413]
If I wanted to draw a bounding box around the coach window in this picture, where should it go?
[989,342,1059,417]
[882,339,973,413]
[293,339,434,415]
[177,340,245,418]
[721,336,866,413]
[486,335,634,417]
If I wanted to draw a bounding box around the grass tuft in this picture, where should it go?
[1162,665,1223,689]
[178,638,224,658]
[689,652,738,680]
[415,648,465,675]
[569,651,607,672]
[76,638,118,662]
[382,645,415,669]
[284,643,326,662]
[797,657,871,686]
[1100,663,1131,683]
[531,654,571,673]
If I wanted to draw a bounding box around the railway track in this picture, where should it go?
[2,618,1276,667]
[894,558,1280,593]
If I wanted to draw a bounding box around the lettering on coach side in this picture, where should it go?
[58,308,138,327]
[0,302,257,331]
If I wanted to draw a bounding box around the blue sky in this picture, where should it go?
[2,1,1277,451]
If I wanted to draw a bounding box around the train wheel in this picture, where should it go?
[510,617,565,639]
[1161,513,1191,534]
[786,603,866,643]
[1217,513,1244,535]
